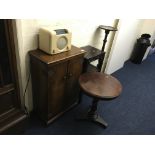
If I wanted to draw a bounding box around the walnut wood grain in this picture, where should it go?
[30,45,86,124]
[0,20,27,134]
[79,72,122,99]
[0,84,14,96]
[29,45,85,65]
[0,66,4,87]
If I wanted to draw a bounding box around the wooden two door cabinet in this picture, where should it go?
[29,46,85,124]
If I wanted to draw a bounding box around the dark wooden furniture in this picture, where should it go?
[81,45,105,72]
[78,72,122,127]
[81,26,117,72]
[99,25,118,52]
[29,46,85,125]
[98,25,118,71]
[0,20,27,134]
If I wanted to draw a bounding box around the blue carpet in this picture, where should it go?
[24,54,155,135]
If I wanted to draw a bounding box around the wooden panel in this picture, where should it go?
[48,61,68,118]
[0,19,21,108]
[0,20,12,86]
[0,19,27,134]
[0,20,17,115]
[3,20,22,108]
[0,84,14,95]
[29,45,86,124]
[65,56,84,107]
[0,109,28,134]
[29,45,85,65]
[30,56,48,121]
[0,66,4,87]
[0,90,16,115]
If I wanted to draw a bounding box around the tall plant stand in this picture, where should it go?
[97,25,118,71]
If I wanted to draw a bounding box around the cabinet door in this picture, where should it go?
[66,56,83,107]
[48,61,68,118]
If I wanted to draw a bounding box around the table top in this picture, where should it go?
[81,45,104,61]
[29,45,86,65]
[79,72,122,99]
[99,25,118,31]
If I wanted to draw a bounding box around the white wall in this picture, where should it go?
[15,19,115,111]
[140,20,155,37]
[140,19,155,60]
[16,19,155,110]
[106,19,155,74]
[15,19,155,111]
[105,19,144,74]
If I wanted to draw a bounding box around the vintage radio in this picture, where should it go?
[39,27,72,55]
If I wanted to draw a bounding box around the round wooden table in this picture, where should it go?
[78,72,122,128]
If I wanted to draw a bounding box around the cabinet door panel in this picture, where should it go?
[66,56,83,106]
[48,62,68,117]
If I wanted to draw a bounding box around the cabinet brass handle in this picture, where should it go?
[64,73,72,80]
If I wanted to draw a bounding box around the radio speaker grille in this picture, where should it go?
[57,36,68,50]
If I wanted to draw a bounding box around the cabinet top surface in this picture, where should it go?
[29,45,86,65]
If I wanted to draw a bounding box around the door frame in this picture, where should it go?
[3,19,22,108]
